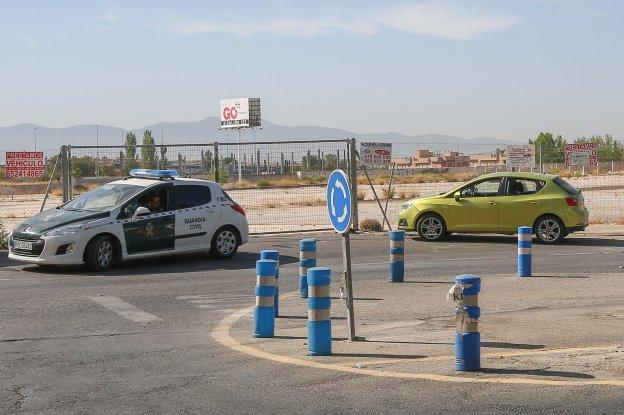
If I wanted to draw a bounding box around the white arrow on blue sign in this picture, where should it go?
[326,169,352,234]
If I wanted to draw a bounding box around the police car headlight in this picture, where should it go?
[400,203,411,211]
[43,224,85,237]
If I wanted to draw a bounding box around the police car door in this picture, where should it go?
[173,183,220,250]
[119,183,175,255]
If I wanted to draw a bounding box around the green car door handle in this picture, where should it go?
[531,201,539,205]
[488,201,497,205]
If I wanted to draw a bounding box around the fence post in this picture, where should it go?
[213,142,219,183]
[60,145,69,203]
[348,137,359,231]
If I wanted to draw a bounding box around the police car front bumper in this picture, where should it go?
[8,233,88,265]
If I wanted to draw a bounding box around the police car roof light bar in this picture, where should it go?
[129,169,180,180]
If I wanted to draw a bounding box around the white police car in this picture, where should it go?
[8,169,249,271]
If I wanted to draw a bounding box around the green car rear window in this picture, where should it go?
[553,177,580,195]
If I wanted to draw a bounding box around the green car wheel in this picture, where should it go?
[417,213,448,242]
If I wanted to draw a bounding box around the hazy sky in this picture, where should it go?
[1,0,622,140]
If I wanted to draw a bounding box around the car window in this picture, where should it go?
[120,185,171,219]
[554,177,580,195]
[507,179,545,196]
[64,184,141,212]
[460,178,501,197]
[174,185,211,209]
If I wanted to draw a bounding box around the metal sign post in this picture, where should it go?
[326,170,356,341]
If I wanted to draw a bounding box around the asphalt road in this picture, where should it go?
[1,231,624,414]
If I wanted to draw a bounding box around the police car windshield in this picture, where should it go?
[64,184,142,212]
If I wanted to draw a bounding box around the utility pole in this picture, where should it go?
[120,129,125,171]
[34,127,38,151]
[96,124,100,177]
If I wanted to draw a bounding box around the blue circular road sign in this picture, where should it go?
[326,169,352,234]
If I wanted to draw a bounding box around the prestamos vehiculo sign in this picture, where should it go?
[565,143,597,166]
[5,151,45,178]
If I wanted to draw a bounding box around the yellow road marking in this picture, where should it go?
[212,304,624,387]
[349,345,619,367]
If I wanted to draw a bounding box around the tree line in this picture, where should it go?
[529,132,624,163]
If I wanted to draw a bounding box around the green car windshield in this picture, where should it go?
[63,183,142,212]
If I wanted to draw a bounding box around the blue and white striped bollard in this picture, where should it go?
[452,274,481,372]
[307,267,332,356]
[299,239,317,298]
[253,259,277,338]
[260,249,280,317]
[389,230,405,282]
[517,226,532,277]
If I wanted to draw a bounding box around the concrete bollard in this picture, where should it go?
[307,267,332,356]
[260,249,280,317]
[389,230,405,282]
[517,226,532,277]
[253,259,277,338]
[299,238,317,298]
[450,274,481,372]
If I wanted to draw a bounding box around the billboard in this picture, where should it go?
[360,142,392,166]
[565,142,597,166]
[219,97,261,129]
[5,151,45,178]
[506,145,535,168]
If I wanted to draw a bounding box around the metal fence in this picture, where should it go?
[61,139,355,234]
[357,141,624,226]
[1,139,624,238]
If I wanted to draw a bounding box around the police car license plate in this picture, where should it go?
[14,241,33,250]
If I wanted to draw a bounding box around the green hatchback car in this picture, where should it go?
[398,172,589,244]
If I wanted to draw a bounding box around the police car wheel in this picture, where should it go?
[85,235,115,271]
[211,227,239,259]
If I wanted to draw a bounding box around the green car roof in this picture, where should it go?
[475,171,559,181]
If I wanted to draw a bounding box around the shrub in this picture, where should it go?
[381,187,395,199]
[0,220,8,250]
[356,190,366,201]
[360,218,382,232]
[257,179,270,188]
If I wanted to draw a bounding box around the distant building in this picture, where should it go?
[392,149,470,169]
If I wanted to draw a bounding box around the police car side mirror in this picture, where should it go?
[133,206,150,220]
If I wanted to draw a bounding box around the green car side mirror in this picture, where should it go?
[454,191,461,200]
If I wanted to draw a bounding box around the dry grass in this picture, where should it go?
[381,187,395,199]
[231,180,255,189]
[356,190,367,201]
[589,219,606,225]
[360,218,382,232]
[397,189,420,199]
[617,217,624,226]
[291,198,325,207]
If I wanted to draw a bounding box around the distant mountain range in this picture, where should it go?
[0,117,517,161]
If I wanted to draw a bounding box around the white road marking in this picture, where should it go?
[177,294,251,311]
[89,296,161,323]
[0,278,12,281]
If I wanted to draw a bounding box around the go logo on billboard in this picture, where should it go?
[222,102,240,120]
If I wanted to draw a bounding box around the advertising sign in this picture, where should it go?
[506,145,535,168]
[219,97,261,129]
[565,143,597,166]
[360,142,392,166]
[5,151,45,178]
